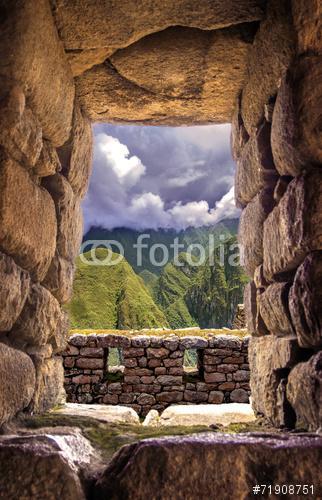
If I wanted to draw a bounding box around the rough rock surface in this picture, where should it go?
[235,119,277,207]
[287,352,322,431]
[157,404,255,427]
[0,343,35,426]
[0,252,30,331]
[42,252,75,304]
[11,284,66,350]
[31,357,65,414]
[0,0,74,146]
[0,152,57,281]
[52,0,265,74]
[238,189,274,276]
[289,252,322,348]
[291,0,322,54]
[263,171,322,280]
[0,434,88,499]
[57,103,93,199]
[53,403,140,425]
[241,0,296,133]
[258,282,293,336]
[76,24,256,124]
[94,433,322,500]
[248,336,301,427]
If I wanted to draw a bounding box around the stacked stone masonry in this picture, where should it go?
[63,334,250,416]
[0,0,321,431]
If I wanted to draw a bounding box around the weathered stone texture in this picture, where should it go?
[249,336,300,427]
[57,103,93,199]
[42,252,75,304]
[241,0,296,133]
[53,0,265,74]
[0,343,35,426]
[31,357,65,414]
[0,84,42,168]
[0,152,57,281]
[258,282,293,336]
[238,189,274,276]
[0,0,74,146]
[43,174,83,261]
[34,139,61,177]
[291,0,322,54]
[11,284,67,352]
[287,352,322,431]
[289,252,322,348]
[271,56,322,176]
[235,120,277,207]
[263,171,322,281]
[76,24,256,124]
[94,434,322,500]
[0,252,30,331]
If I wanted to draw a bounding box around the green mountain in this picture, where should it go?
[83,220,238,275]
[68,248,168,329]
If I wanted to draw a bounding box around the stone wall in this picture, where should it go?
[232,0,322,430]
[0,0,93,426]
[63,334,250,416]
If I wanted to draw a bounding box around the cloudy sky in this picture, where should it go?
[82,124,239,232]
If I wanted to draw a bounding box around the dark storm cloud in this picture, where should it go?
[82,123,240,232]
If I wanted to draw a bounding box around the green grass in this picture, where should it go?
[67,249,168,330]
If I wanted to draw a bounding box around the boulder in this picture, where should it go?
[42,252,75,304]
[53,403,140,424]
[43,174,83,261]
[34,139,61,177]
[180,336,208,349]
[258,282,293,336]
[0,252,30,331]
[0,152,57,281]
[230,388,249,403]
[94,433,322,500]
[263,171,322,281]
[287,352,322,431]
[30,357,65,413]
[53,0,265,73]
[248,336,301,427]
[0,434,91,499]
[271,56,322,176]
[11,284,67,351]
[0,343,35,426]
[0,84,42,167]
[238,189,274,276]
[57,103,93,199]
[241,0,296,133]
[235,120,277,207]
[76,24,255,124]
[289,252,322,348]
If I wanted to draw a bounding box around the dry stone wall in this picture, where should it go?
[63,334,250,416]
[233,0,322,431]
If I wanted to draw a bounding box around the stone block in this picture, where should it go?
[137,393,156,406]
[42,252,75,304]
[241,0,296,133]
[289,252,322,348]
[156,391,183,403]
[235,120,277,207]
[263,171,322,280]
[131,336,151,348]
[291,0,322,53]
[0,252,30,331]
[287,352,322,431]
[204,372,226,383]
[249,336,301,427]
[230,94,249,162]
[0,343,35,426]
[271,56,322,176]
[76,358,104,370]
[147,347,169,359]
[31,357,65,413]
[180,336,208,349]
[43,174,83,261]
[184,390,208,403]
[97,334,130,348]
[34,139,61,177]
[156,375,182,386]
[57,103,93,198]
[123,347,145,357]
[11,283,67,352]
[0,84,42,167]
[79,347,104,358]
[258,282,293,336]
[0,152,57,281]
[208,391,224,404]
[238,188,274,276]
[0,0,74,146]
